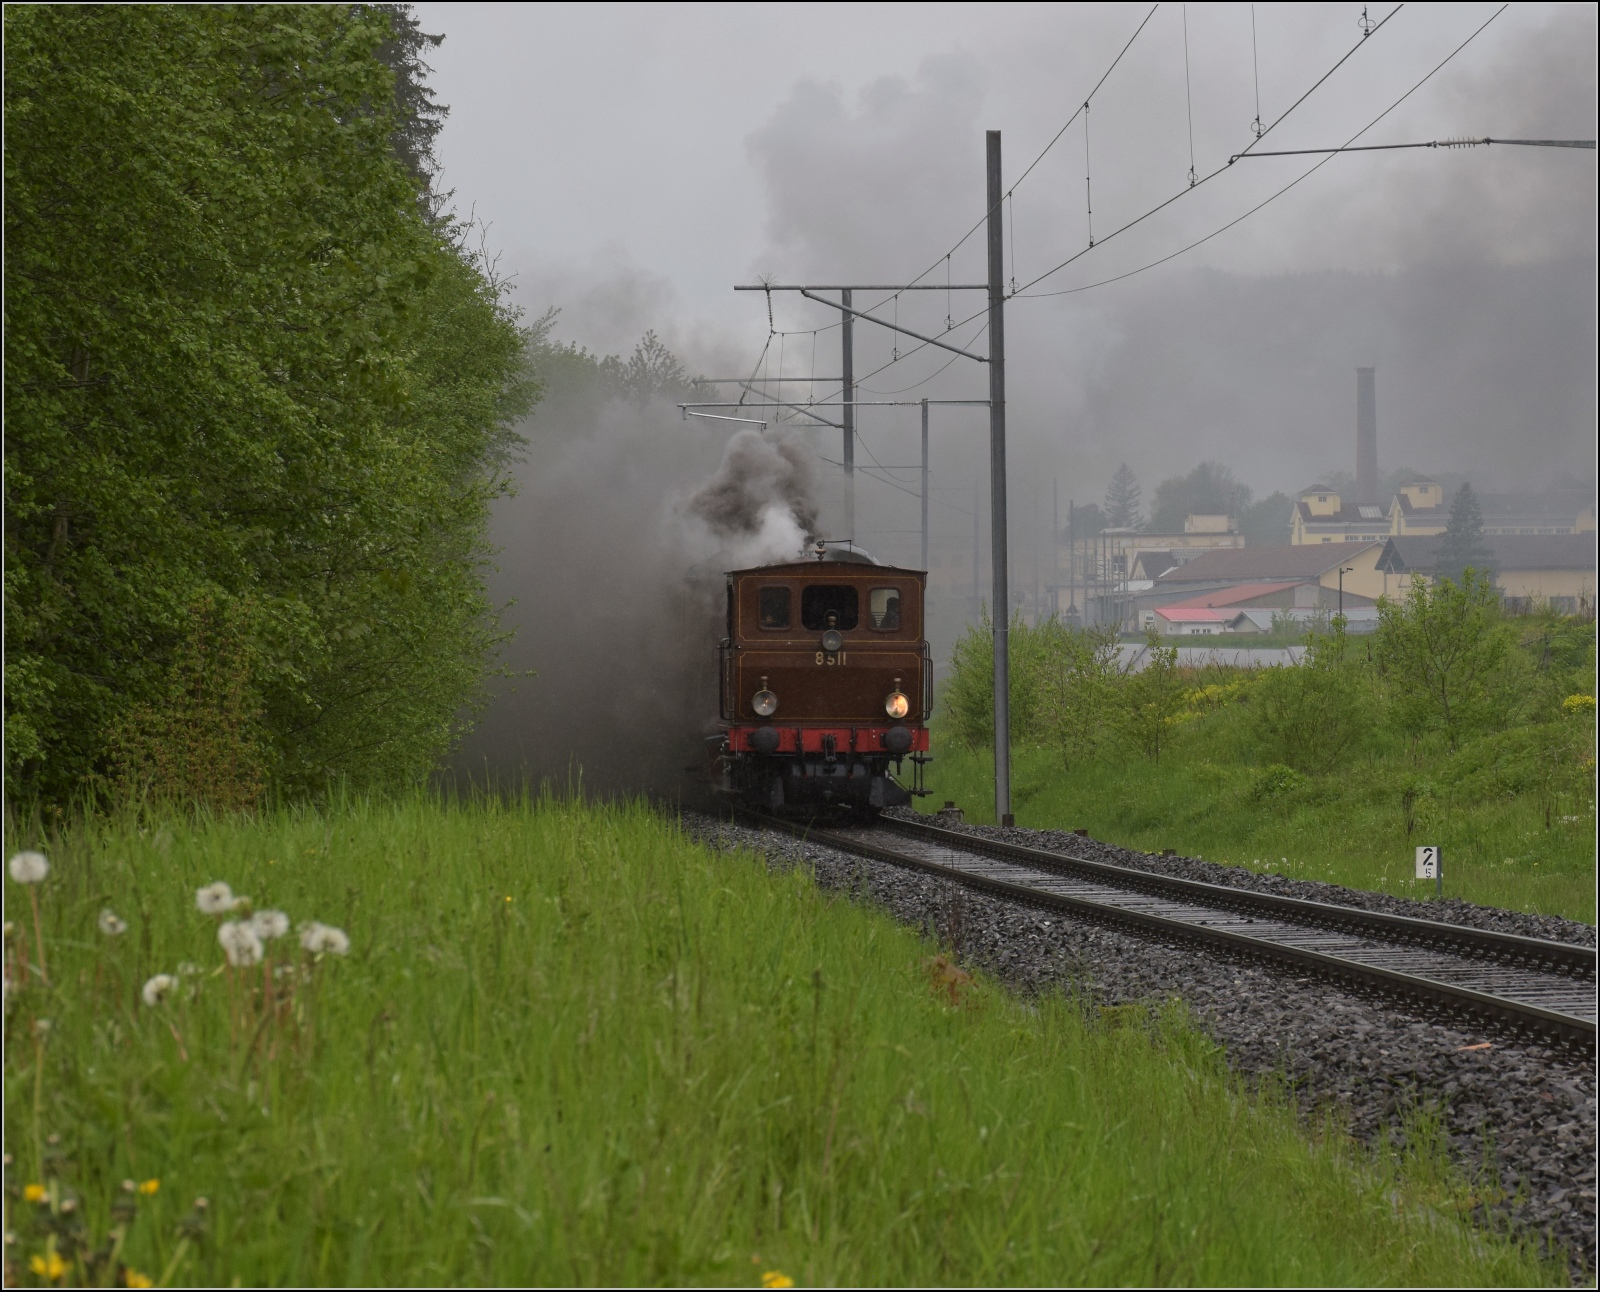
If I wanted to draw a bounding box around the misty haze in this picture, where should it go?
[440,2,1595,795]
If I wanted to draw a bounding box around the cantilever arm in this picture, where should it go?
[798,290,988,364]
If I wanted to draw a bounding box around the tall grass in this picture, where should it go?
[4,796,1557,1285]
[920,703,1596,923]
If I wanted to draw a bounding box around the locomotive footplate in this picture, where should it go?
[718,726,928,813]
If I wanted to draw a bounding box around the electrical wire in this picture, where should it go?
[1183,4,1197,186]
[1008,3,1405,297]
[1014,4,1508,301]
[732,3,1404,405]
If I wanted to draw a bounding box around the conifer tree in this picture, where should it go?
[1104,463,1143,530]
[1435,482,1497,585]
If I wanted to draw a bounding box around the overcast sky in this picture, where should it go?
[415,1,1596,514]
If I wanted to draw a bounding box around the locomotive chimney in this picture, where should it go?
[1356,367,1378,505]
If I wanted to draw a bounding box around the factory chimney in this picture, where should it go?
[1355,367,1378,505]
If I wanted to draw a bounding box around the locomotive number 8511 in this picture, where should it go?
[712,542,932,816]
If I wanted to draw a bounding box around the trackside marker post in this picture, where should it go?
[1415,845,1442,899]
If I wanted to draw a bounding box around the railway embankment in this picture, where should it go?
[687,809,1597,1276]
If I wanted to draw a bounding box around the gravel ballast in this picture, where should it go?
[681,809,1597,1276]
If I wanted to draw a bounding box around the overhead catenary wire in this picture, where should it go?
[1015,4,1511,301]
[1183,4,1197,186]
[1250,5,1263,137]
[731,2,1404,411]
[1233,136,1596,159]
[1007,3,1405,297]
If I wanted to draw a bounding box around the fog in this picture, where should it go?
[431,2,1594,789]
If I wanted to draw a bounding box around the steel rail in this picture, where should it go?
[741,812,1595,1048]
[883,816,1596,977]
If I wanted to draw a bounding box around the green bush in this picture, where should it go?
[1251,763,1308,799]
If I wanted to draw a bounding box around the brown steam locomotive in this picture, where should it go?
[713,543,931,815]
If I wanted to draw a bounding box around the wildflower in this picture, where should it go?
[98,909,128,936]
[176,962,200,977]
[23,1184,47,1204]
[218,921,264,967]
[762,1273,795,1289]
[8,851,49,884]
[195,882,242,915]
[30,1250,68,1281]
[125,1271,154,1289]
[141,975,177,1007]
[137,1179,160,1196]
[298,921,350,956]
[248,910,289,940]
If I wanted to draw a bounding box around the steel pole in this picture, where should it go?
[986,130,1013,826]
[920,398,930,571]
[841,289,855,538]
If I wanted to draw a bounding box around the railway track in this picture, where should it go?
[745,811,1597,1049]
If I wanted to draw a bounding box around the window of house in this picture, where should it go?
[801,585,859,631]
[758,587,791,630]
[869,587,901,631]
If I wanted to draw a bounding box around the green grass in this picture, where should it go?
[918,718,1596,924]
[4,795,1561,1285]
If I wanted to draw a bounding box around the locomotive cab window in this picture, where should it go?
[868,587,901,631]
[757,586,791,630]
[801,585,859,631]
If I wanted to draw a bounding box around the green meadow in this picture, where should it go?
[4,795,1560,1286]
[918,716,1596,924]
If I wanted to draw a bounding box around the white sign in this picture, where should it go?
[1415,846,1440,880]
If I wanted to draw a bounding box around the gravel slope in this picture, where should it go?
[682,810,1597,1277]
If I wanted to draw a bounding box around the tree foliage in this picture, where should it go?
[1148,462,1252,535]
[1103,463,1143,531]
[1374,571,1518,748]
[4,5,534,806]
[1249,621,1371,773]
[1434,482,1497,585]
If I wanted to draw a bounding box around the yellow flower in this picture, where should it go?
[761,1273,795,1289]
[30,1250,68,1281]
[137,1178,160,1196]
[23,1182,47,1203]
[124,1271,154,1289]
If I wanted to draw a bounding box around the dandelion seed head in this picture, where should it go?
[248,910,289,940]
[195,882,242,915]
[141,974,177,1007]
[98,909,128,936]
[8,851,49,884]
[218,921,264,967]
[298,921,350,956]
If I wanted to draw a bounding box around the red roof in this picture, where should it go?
[1158,581,1302,610]
[1156,542,1379,582]
[1154,607,1245,623]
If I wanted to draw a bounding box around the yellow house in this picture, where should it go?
[1290,485,1391,545]
[1375,534,1597,613]
[1388,479,1448,536]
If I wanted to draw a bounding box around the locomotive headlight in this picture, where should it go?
[885,690,910,720]
[752,677,779,717]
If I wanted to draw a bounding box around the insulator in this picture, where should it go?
[1443,137,1487,149]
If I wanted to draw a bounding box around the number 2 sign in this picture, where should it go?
[1415,845,1442,896]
